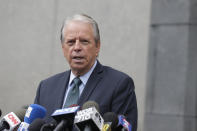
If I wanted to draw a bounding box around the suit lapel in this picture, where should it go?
[55,71,70,109]
[78,61,103,105]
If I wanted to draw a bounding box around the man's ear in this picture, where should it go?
[96,41,101,57]
[61,43,66,57]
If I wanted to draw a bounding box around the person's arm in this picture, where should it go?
[112,76,138,131]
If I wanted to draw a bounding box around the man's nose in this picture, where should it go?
[73,40,82,51]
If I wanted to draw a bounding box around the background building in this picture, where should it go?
[144,0,197,131]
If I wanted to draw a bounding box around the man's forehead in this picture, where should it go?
[65,34,92,41]
[67,20,92,27]
[65,21,93,32]
[64,22,94,36]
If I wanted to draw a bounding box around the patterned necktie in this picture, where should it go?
[63,77,82,108]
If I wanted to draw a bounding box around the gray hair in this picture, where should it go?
[60,14,100,45]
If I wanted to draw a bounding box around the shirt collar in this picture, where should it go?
[69,60,97,86]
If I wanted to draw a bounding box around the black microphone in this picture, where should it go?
[28,118,56,131]
[0,108,26,131]
[51,105,80,131]
[74,101,104,131]
[103,112,119,131]
[28,118,46,131]
[40,120,57,131]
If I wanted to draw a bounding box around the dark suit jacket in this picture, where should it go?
[34,61,138,131]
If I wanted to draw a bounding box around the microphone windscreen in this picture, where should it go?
[103,112,119,129]
[15,108,26,121]
[82,101,99,112]
[24,104,46,124]
[28,118,45,131]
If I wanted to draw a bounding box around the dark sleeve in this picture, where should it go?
[112,76,138,131]
[34,81,43,104]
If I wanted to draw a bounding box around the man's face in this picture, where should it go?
[62,21,100,76]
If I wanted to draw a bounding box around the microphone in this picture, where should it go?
[102,122,112,131]
[103,112,119,131]
[51,105,80,131]
[103,112,132,131]
[118,115,132,131]
[74,101,104,131]
[82,101,100,112]
[17,104,46,131]
[40,120,56,131]
[0,108,26,131]
[28,118,46,131]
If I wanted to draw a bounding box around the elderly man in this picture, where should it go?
[34,14,137,131]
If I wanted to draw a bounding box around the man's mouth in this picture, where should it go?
[72,56,85,62]
[73,56,83,60]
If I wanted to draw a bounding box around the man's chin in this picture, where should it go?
[70,65,88,76]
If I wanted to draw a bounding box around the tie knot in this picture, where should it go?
[73,77,82,87]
